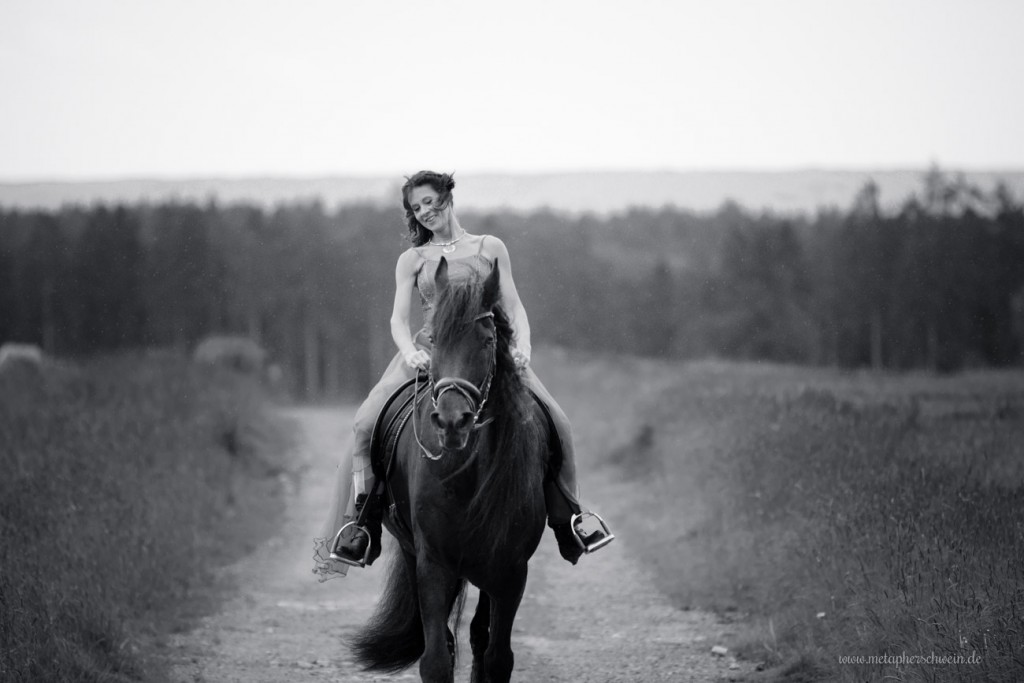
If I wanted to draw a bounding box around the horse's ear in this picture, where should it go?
[434,257,449,295]
[482,260,500,309]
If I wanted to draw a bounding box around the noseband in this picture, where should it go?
[414,311,497,461]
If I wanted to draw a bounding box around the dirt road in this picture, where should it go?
[165,406,753,682]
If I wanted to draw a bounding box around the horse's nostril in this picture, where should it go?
[431,410,475,437]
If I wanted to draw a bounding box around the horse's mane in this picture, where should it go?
[431,275,545,556]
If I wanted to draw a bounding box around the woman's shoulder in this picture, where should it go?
[475,233,509,259]
[396,247,426,275]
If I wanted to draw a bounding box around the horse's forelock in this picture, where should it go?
[430,278,480,351]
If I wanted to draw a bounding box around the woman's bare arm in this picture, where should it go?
[390,249,430,369]
[484,236,532,363]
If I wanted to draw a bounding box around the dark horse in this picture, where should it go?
[350,257,551,683]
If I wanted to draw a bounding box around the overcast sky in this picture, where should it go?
[1,0,1022,180]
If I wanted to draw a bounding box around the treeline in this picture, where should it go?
[1,169,1022,398]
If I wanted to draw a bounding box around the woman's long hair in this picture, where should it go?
[401,170,456,246]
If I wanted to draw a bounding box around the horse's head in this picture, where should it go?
[428,257,501,451]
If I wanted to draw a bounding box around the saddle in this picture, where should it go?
[366,375,429,552]
[368,376,426,482]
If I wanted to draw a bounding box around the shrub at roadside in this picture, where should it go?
[603,361,1024,682]
[0,354,293,682]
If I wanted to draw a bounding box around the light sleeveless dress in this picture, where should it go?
[313,240,579,581]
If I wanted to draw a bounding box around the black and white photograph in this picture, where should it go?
[2,1,1023,681]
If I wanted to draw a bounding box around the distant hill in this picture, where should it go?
[2,170,1023,215]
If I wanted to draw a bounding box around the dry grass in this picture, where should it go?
[0,354,293,683]
[532,349,1024,682]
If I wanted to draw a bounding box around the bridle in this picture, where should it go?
[413,310,497,461]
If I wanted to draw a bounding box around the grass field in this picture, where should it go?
[4,346,1020,681]
[531,349,1024,682]
[0,354,293,683]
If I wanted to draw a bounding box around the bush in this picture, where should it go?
[609,362,1024,681]
[0,353,292,682]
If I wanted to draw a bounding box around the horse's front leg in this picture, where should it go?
[416,558,461,683]
[484,564,528,683]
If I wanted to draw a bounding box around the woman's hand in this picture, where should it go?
[404,349,431,372]
[511,347,530,370]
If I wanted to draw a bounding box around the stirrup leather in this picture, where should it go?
[570,511,615,553]
[329,521,373,568]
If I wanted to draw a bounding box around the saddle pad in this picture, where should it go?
[368,376,429,481]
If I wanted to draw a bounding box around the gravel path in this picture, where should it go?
[165,406,755,682]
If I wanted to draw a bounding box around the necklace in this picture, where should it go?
[428,229,465,254]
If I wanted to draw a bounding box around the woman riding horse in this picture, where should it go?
[313,170,612,580]
[352,255,555,682]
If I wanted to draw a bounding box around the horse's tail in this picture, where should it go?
[350,549,470,673]
[349,551,425,673]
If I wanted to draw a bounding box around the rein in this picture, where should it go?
[413,311,497,461]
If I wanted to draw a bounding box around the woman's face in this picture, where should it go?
[408,184,447,231]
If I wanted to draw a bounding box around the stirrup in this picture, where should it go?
[329,521,373,568]
[570,511,615,553]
